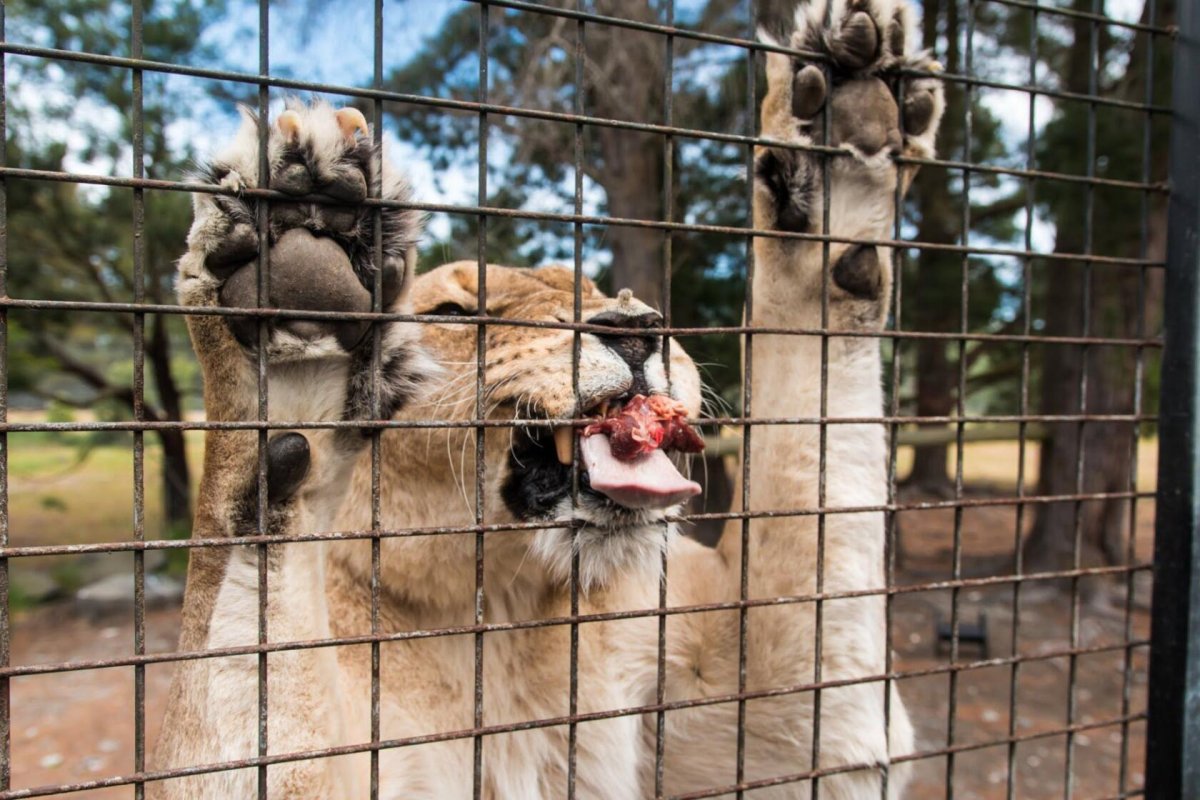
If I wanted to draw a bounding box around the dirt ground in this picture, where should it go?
[886,476,1153,800]
[8,492,1153,799]
[9,607,180,800]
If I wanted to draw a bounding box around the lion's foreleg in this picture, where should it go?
[150,419,364,797]
[705,1,946,793]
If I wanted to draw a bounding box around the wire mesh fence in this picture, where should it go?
[0,0,1191,798]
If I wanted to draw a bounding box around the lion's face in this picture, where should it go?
[408,261,703,588]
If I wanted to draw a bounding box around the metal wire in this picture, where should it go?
[473,8,490,798]
[946,4,978,792]
[1119,2,1157,793]
[735,0,757,794]
[0,1,9,793]
[567,6,586,799]
[655,3,676,796]
[370,4,387,798]
[0,166,1170,265]
[0,488,1157,562]
[0,1,1178,798]
[254,3,272,795]
[130,4,148,798]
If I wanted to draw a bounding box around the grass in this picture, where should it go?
[8,426,205,549]
[7,422,206,607]
[7,416,1157,551]
[896,438,1159,492]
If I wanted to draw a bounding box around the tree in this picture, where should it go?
[386,0,767,403]
[1021,0,1171,573]
[901,0,1022,493]
[7,0,229,533]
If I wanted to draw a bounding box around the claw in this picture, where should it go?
[218,169,245,193]
[335,107,369,141]
[277,110,302,142]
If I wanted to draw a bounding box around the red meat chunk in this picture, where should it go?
[583,394,706,462]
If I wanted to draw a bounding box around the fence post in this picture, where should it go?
[1146,4,1200,798]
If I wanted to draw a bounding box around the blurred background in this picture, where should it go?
[5,0,1170,796]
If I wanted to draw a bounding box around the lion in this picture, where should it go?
[151,1,944,796]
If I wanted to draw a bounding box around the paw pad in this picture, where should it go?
[902,90,937,137]
[763,0,943,160]
[199,103,418,357]
[792,65,827,121]
[219,228,375,352]
[832,245,882,299]
[266,432,311,505]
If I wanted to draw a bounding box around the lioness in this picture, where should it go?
[152,1,943,796]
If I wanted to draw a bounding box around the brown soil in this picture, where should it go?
[9,606,181,800]
[9,492,1151,798]
[892,487,1152,800]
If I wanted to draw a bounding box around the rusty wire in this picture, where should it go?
[0,0,1174,797]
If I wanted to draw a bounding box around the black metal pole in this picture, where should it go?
[1146,4,1200,798]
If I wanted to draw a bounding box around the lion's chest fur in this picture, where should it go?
[323,567,656,799]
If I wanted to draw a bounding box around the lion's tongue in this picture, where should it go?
[580,434,701,510]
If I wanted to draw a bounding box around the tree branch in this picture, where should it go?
[970,191,1029,224]
[34,335,163,422]
[965,363,1022,391]
[964,315,1026,370]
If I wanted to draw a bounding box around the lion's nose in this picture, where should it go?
[586,310,662,370]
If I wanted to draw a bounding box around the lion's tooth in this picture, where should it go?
[598,401,609,418]
[554,426,574,465]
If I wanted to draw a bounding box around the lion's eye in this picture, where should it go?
[427,302,472,317]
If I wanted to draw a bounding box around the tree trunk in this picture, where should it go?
[149,310,192,531]
[157,428,192,532]
[1023,0,1115,573]
[1022,0,1169,574]
[907,341,956,494]
[903,0,960,493]
[586,1,668,311]
[1023,280,1143,572]
[596,129,667,310]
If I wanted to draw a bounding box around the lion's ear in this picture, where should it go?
[579,274,602,298]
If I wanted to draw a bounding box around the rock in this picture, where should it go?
[73,550,167,587]
[74,573,184,618]
[11,571,61,605]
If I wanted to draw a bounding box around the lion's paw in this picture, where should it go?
[754,0,944,308]
[185,103,416,354]
[179,101,428,427]
[760,0,945,177]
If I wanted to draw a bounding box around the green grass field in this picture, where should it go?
[8,424,1158,550]
[8,427,204,548]
[3,420,1160,607]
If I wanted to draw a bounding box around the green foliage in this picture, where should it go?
[8,0,230,531]
[40,495,69,513]
[391,2,752,400]
[8,0,1162,506]
[7,0,215,411]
